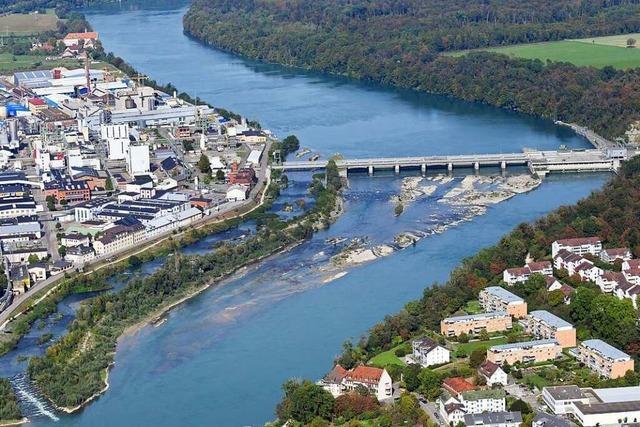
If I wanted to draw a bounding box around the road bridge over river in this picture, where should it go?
[273,148,630,178]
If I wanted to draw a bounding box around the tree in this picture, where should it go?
[509,398,532,414]
[276,380,334,424]
[281,135,300,156]
[46,195,56,211]
[628,38,637,48]
[105,178,114,191]
[418,368,441,399]
[197,154,211,174]
[458,332,469,343]
[27,254,40,264]
[58,245,67,258]
[469,348,485,368]
[335,392,379,420]
[403,364,422,392]
[215,169,225,181]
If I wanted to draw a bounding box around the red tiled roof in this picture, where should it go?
[602,248,630,256]
[443,377,476,395]
[556,237,600,246]
[64,32,98,40]
[527,261,552,272]
[29,98,45,106]
[624,260,640,271]
[478,360,501,377]
[346,366,384,384]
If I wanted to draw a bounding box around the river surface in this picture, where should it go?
[1,1,611,426]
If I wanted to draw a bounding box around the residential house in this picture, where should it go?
[226,184,249,202]
[440,389,506,425]
[600,248,632,263]
[622,259,640,285]
[65,245,96,265]
[318,365,393,401]
[503,261,552,285]
[596,271,629,293]
[443,377,476,398]
[546,276,573,304]
[27,263,47,282]
[50,260,73,276]
[9,264,30,294]
[531,412,571,427]
[551,237,602,258]
[463,411,522,427]
[614,279,640,309]
[478,360,508,387]
[575,339,634,379]
[61,233,90,248]
[440,311,512,338]
[521,310,576,348]
[486,339,561,365]
[411,337,450,367]
[479,286,528,318]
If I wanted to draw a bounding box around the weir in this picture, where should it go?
[274,148,631,178]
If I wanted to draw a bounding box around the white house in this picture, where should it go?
[596,271,628,293]
[318,365,392,401]
[226,184,249,202]
[411,337,450,367]
[551,237,601,258]
[65,245,95,265]
[478,360,508,387]
[503,261,553,285]
[623,259,640,284]
[600,247,632,263]
[441,389,506,422]
[463,411,522,427]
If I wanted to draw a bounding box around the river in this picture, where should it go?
[1,1,610,426]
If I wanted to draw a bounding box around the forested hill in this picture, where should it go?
[184,0,640,140]
[184,0,640,53]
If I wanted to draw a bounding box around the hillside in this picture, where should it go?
[183,0,640,140]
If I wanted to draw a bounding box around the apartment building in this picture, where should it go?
[486,339,561,365]
[479,286,528,318]
[522,310,576,348]
[92,220,146,256]
[503,261,553,285]
[600,248,632,263]
[575,339,634,379]
[551,237,602,258]
[440,311,512,337]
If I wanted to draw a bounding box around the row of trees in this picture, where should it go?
[0,379,22,422]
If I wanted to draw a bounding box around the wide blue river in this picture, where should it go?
[0,1,610,426]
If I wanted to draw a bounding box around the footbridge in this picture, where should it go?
[273,148,630,178]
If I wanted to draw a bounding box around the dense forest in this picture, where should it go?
[0,379,22,422]
[184,0,640,139]
[27,165,342,409]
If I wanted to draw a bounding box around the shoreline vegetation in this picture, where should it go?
[26,160,344,412]
[183,0,640,141]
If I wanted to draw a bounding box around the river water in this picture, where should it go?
[0,1,611,426]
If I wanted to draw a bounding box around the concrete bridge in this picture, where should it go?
[273,148,629,178]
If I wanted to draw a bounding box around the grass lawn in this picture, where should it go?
[524,373,549,390]
[464,300,482,314]
[0,10,59,35]
[573,33,640,48]
[454,336,508,355]
[448,39,640,69]
[369,345,407,368]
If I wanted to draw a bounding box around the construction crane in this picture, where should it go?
[131,73,148,88]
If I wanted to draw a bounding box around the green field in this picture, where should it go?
[0,10,59,35]
[0,53,121,73]
[454,336,508,355]
[449,36,640,69]
[369,344,407,367]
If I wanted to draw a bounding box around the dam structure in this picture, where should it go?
[273,147,631,178]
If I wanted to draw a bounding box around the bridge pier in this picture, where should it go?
[474,162,480,174]
[394,164,400,175]
[421,164,426,176]
[447,163,453,174]
[368,165,374,176]
[501,161,507,171]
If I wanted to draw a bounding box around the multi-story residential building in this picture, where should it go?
[614,280,640,309]
[319,365,392,401]
[440,311,512,337]
[522,310,576,348]
[463,411,522,427]
[503,261,553,285]
[65,245,96,265]
[92,219,146,256]
[622,259,640,285]
[411,337,450,367]
[61,233,90,248]
[551,237,602,258]
[486,339,561,365]
[600,248,632,263]
[440,389,506,424]
[479,286,528,318]
[442,377,476,399]
[554,249,603,282]
[596,271,629,293]
[575,339,634,379]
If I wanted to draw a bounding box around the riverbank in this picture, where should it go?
[0,419,28,426]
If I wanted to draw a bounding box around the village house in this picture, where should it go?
[440,389,507,423]
[65,245,96,265]
[479,286,528,318]
[463,411,522,427]
[318,365,393,401]
[63,31,99,47]
[27,263,47,282]
[441,311,512,337]
[9,264,31,294]
[411,336,450,367]
[574,339,634,379]
[622,259,640,284]
[551,237,602,258]
[600,248,632,263]
[61,232,90,248]
[546,276,574,304]
[503,261,553,285]
[478,360,508,386]
[521,310,576,348]
[553,249,602,282]
[614,279,640,309]
[443,377,476,399]
[486,339,562,365]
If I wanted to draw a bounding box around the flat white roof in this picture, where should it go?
[594,386,640,403]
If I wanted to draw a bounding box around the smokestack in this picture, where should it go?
[84,51,91,95]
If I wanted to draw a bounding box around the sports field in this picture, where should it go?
[449,34,640,69]
[0,10,59,35]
